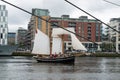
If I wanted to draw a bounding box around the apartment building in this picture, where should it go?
[107,18,120,53]
[0,5,8,45]
[26,9,50,50]
[8,32,16,45]
[16,27,27,48]
[50,15,102,52]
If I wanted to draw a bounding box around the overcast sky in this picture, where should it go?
[0,0,120,32]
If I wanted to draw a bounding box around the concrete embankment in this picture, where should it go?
[89,52,120,57]
[12,51,35,56]
[1,51,120,57]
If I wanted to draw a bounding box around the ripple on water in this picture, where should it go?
[0,57,120,80]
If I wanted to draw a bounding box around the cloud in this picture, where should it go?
[68,0,120,22]
[1,0,120,32]
[42,0,75,17]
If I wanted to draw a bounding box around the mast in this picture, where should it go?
[59,35,64,54]
[61,35,64,54]
[50,28,52,55]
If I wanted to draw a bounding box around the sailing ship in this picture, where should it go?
[32,28,87,63]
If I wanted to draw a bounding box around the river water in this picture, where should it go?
[0,56,120,80]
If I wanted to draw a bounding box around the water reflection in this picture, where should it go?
[0,57,120,80]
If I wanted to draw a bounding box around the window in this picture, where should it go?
[0,5,1,10]
[3,5,5,10]
[88,34,91,37]
[5,24,7,28]
[1,25,3,28]
[88,23,92,27]
[5,11,8,16]
[51,22,59,28]
[1,33,3,38]
[68,22,76,27]
[68,47,72,51]
[96,23,99,31]
[89,43,92,48]
[68,43,71,45]
[96,36,99,41]
[88,27,91,30]
[3,17,5,22]
[3,28,5,33]
[88,37,91,40]
[96,31,99,36]
[1,12,3,16]
[68,35,71,40]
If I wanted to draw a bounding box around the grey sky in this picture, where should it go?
[0,0,120,32]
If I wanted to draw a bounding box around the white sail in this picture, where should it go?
[71,33,87,51]
[52,27,87,51]
[52,37,62,54]
[32,29,50,55]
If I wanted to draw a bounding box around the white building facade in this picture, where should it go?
[0,5,8,45]
[108,18,120,53]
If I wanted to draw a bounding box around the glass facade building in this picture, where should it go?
[32,8,49,30]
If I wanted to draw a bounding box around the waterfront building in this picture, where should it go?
[107,18,120,53]
[8,32,16,45]
[26,9,50,50]
[0,5,8,45]
[50,15,102,52]
[16,27,27,48]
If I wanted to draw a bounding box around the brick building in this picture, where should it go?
[50,15,102,52]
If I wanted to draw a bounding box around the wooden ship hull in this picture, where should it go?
[35,56,75,63]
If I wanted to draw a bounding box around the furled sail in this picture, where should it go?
[71,33,87,51]
[52,37,62,54]
[32,29,50,55]
[52,28,75,37]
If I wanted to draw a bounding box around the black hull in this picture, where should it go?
[36,56,75,63]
